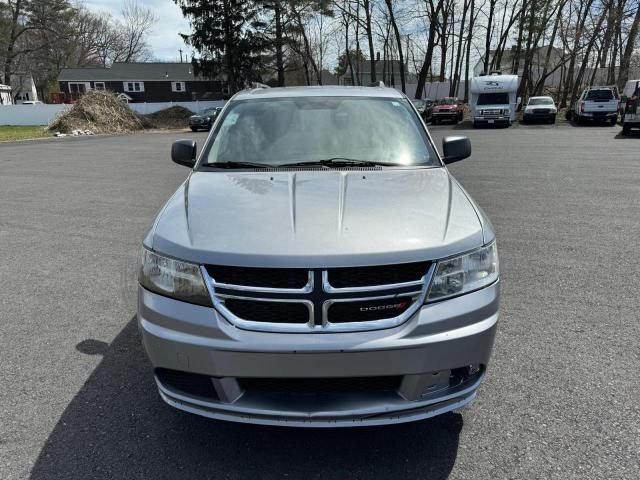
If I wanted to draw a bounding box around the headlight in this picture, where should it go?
[426,242,498,302]
[139,248,212,306]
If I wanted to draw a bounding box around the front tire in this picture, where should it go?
[549,115,556,124]
[433,117,439,125]
[622,125,631,135]
[190,127,198,132]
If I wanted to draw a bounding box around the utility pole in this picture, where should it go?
[179,49,183,63]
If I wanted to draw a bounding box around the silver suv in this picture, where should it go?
[138,86,499,427]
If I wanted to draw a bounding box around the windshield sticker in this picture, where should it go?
[226,112,239,125]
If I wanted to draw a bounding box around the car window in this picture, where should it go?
[528,98,554,106]
[477,93,509,105]
[585,90,614,101]
[202,97,438,167]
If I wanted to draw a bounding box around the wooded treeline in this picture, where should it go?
[0,0,156,99]
[2,0,640,103]
[176,0,640,103]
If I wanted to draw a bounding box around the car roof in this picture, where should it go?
[529,96,553,99]
[232,85,404,101]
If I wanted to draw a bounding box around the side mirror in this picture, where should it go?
[517,96,522,105]
[442,136,471,164]
[171,139,197,167]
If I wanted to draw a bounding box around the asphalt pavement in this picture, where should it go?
[1,122,639,479]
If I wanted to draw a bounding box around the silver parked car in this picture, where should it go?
[138,86,500,427]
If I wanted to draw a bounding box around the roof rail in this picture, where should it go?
[368,81,385,87]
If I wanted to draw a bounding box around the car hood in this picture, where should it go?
[150,168,486,268]
[434,105,456,110]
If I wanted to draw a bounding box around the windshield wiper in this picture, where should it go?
[278,158,403,168]
[201,161,271,169]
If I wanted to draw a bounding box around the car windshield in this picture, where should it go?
[528,97,554,106]
[201,97,437,167]
[411,99,426,108]
[585,89,614,101]
[477,93,509,105]
[199,108,217,116]
[438,98,457,105]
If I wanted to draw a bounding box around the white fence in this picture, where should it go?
[401,81,467,99]
[0,104,70,126]
[0,100,227,126]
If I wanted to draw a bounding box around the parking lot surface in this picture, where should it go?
[1,123,639,479]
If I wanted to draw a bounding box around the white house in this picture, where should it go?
[11,73,39,103]
[0,84,13,105]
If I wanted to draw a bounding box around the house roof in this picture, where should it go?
[58,63,210,82]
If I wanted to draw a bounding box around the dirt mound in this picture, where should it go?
[49,90,149,134]
[145,106,194,129]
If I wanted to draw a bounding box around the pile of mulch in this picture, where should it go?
[49,90,149,134]
[145,106,194,129]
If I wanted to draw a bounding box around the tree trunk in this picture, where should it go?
[274,0,285,86]
[618,1,640,89]
[451,0,469,96]
[572,3,609,99]
[364,0,376,83]
[464,0,475,101]
[512,0,528,74]
[483,0,496,72]
[559,0,595,107]
[534,1,564,94]
[384,0,406,92]
[3,0,24,89]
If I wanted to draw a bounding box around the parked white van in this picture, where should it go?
[470,73,520,127]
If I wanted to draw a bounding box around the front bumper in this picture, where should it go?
[433,111,459,119]
[473,117,510,125]
[523,111,556,120]
[138,281,499,427]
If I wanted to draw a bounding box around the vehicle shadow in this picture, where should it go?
[613,131,640,139]
[30,317,463,480]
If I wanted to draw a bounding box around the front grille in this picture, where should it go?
[222,298,310,324]
[327,261,429,288]
[156,368,218,400]
[328,296,414,323]
[480,108,502,118]
[239,376,402,394]
[533,108,550,114]
[206,262,431,332]
[207,265,309,289]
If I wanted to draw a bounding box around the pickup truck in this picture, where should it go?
[620,79,640,135]
[569,87,619,125]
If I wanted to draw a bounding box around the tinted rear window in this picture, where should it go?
[586,90,614,101]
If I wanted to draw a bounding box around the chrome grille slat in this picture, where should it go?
[201,263,434,333]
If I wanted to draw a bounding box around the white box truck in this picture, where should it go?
[470,73,520,127]
[621,79,640,135]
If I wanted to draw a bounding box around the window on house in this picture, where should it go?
[94,82,106,90]
[123,81,144,92]
[68,82,88,93]
[172,81,186,92]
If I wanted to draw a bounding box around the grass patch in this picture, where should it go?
[0,125,50,142]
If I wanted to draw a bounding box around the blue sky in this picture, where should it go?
[85,0,194,61]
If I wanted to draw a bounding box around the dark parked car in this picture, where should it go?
[189,107,222,131]
[411,98,435,122]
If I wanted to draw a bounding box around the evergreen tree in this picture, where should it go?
[174,0,265,93]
